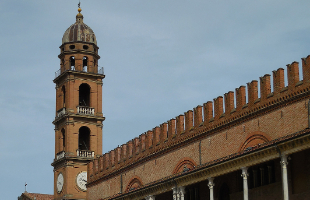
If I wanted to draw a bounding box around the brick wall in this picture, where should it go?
[87,55,310,199]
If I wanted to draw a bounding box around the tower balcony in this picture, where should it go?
[77,150,94,158]
[55,66,104,79]
[57,108,66,118]
[77,106,95,115]
[56,151,66,160]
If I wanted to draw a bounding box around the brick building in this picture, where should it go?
[86,58,310,200]
[52,6,310,200]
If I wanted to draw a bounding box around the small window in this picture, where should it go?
[83,45,89,50]
[69,45,75,50]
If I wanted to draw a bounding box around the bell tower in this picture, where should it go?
[51,6,105,200]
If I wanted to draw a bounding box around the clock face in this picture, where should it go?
[76,171,87,191]
[56,173,64,193]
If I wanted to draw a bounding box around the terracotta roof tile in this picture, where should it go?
[23,192,53,200]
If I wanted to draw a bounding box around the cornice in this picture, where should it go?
[102,130,310,200]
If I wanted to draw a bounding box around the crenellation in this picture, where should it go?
[128,141,133,158]
[160,123,168,142]
[247,81,258,105]
[105,152,110,169]
[141,134,146,151]
[272,68,285,94]
[214,96,224,120]
[224,91,234,115]
[110,150,115,166]
[99,156,104,172]
[302,56,310,82]
[236,86,246,110]
[176,115,185,135]
[194,105,203,127]
[287,62,300,89]
[203,101,213,125]
[121,144,127,161]
[185,110,193,132]
[168,119,176,139]
[88,55,310,187]
[134,137,140,155]
[147,130,153,149]
[116,147,121,163]
[259,74,271,100]
[153,127,160,146]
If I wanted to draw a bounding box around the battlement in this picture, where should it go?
[88,55,310,184]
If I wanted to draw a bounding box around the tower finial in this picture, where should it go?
[78,1,82,13]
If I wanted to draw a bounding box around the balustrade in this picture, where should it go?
[77,106,95,115]
[77,150,94,158]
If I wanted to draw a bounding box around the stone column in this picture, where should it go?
[173,187,178,200]
[281,154,289,200]
[241,167,249,200]
[172,186,185,200]
[208,177,215,200]
[179,186,185,200]
[145,195,155,200]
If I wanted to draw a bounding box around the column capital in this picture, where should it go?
[145,195,155,200]
[280,154,288,167]
[208,177,215,189]
[241,167,249,178]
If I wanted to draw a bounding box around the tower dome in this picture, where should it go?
[62,8,97,45]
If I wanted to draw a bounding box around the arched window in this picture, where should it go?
[61,128,66,149]
[61,85,66,107]
[79,83,90,106]
[79,126,90,150]
[83,57,88,72]
[70,56,75,70]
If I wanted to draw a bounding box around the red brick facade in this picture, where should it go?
[86,56,310,200]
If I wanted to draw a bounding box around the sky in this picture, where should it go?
[1,0,310,199]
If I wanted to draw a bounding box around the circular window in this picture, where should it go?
[83,45,89,50]
[69,45,75,50]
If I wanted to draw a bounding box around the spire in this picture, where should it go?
[76,2,83,23]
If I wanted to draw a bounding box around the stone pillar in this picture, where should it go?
[208,177,215,200]
[179,186,185,200]
[173,187,178,200]
[145,195,155,200]
[172,186,185,200]
[281,155,289,200]
[241,167,249,200]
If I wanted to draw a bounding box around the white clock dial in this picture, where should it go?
[76,171,87,191]
[56,173,64,193]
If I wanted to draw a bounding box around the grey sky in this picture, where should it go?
[1,1,310,199]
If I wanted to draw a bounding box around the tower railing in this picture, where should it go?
[57,108,66,118]
[77,106,95,115]
[77,150,94,158]
[56,151,66,160]
[55,66,104,79]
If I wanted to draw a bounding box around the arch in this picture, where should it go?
[126,176,143,192]
[61,85,66,107]
[218,183,230,200]
[79,83,90,106]
[83,56,88,72]
[239,131,271,152]
[173,157,197,174]
[70,56,75,70]
[79,126,90,150]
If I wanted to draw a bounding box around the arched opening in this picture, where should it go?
[61,85,66,107]
[79,84,90,106]
[61,128,65,150]
[83,57,88,72]
[219,183,230,200]
[70,56,75,70]
[79,126,90,150]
